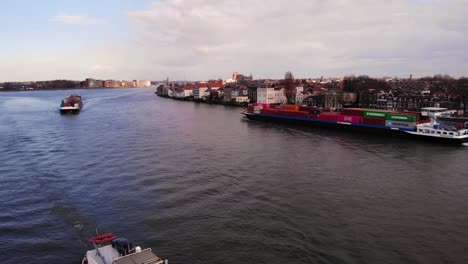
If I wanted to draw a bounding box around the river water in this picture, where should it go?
[1,88,468,264]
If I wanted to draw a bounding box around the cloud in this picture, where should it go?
[52,14,95,24]
[127,0,468,79]
[91,64,113,72]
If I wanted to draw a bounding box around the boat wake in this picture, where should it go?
[84,92,133,108]
[463,143,468,147]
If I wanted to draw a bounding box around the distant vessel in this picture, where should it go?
[82,233,164,264]
[60,94,82,114]
[242,104,468,145]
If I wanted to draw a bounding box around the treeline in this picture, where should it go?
[341,75,468,112]
[1,80,82,90]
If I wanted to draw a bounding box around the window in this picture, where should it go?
[443,132,447,135]
[437,131,441,134]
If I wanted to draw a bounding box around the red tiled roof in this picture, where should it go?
[209,81,223,88]
[198,82,208,88]
[184,83,194,90]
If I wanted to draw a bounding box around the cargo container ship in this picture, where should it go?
[242,104,468,145]
[60,94,82,114]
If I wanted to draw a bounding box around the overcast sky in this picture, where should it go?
[0,0,467,82]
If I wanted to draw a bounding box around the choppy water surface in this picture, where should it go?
[1,88,468,264]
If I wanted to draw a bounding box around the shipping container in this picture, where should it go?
[337,115,361,123]
[396,111,420,121]
[363,110,387,119]
[362,117,386,126]
[318,112,339,121]
[341,108,364,116]
[274,110,308,118]
[386,113,416,122]
[253,103,262,107]
[299,106,314,112]
[260,109,278,115]
[262,104,271,109]
[385,120,416,129]
[280,105,300,111]
[247,106,254,113]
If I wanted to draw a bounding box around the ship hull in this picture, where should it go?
[60,106,82,114]
[60,94,83,114]
[243,112,467,145]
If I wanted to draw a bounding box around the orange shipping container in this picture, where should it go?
[280,105,299,111]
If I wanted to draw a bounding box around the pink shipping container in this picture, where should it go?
[337,115,361,123]
[253,103,262,107]
[262,103,271,109]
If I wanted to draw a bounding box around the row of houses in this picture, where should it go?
[85,78,152,88]
[156,74,466,112]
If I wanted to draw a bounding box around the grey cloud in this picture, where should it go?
[126,0,468,79]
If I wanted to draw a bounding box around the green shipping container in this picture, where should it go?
[363,111,387,119]
[386,114,416,122]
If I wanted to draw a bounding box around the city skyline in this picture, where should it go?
[1,0,467,82]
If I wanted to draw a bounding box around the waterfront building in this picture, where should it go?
[235,95,249,103]
[183,83,194,97]
[223,85,238,101]
[104,80,121,88]
[85,78,104,88]
[296,86,304,105]
[194,82,209,99]
[209,81,223,91]
[247,86,258,103]
[257,87,286,104]
[136,80,152,87]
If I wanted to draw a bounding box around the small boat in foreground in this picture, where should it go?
[82,233,164,264]
[60,94,82,114]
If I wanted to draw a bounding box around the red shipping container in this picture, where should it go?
[337,115,361,123]
[288,111,309,118]
[299,106,315,112]
[341,109,364,116]
[260,109,278,115]
[318,113,338,121]
[247,106,254,113]
[362,117,386,126]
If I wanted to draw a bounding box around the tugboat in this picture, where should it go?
[405,107,468,144]
[60,94,82,114]
[82,233,165,264]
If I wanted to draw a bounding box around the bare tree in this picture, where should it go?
[283,71,296,104]
[456,77,468,114]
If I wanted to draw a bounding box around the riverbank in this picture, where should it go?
[157,94,248,108]
[0,87,154,92]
